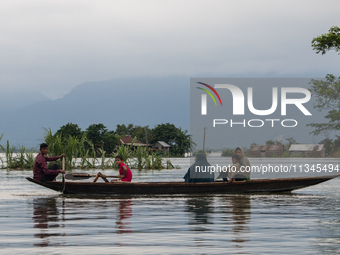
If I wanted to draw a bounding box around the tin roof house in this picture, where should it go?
[152,141,171,153]
[249,144,286,157]
[119,136,147,147]
[289,144,325,157]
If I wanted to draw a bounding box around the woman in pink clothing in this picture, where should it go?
[111,155,132,182]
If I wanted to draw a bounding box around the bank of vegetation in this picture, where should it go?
[221,137,340,158]
[0,122,192,170]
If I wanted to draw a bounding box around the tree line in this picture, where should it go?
[0,122,191,169]
[221,136,340,157]
[52,122,192,157]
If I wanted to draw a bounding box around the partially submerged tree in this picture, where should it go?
[172,127,193,156]
[115,124,151,144]
[150,123,178,145]
[54,123,83,141]
[86,123,118,154]
[308,27,340,141]
[307,74,340,136]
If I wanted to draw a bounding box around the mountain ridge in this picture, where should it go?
[1,77,190,147]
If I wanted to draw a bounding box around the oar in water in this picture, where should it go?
[65,173,119,180]
[62,157,66,193]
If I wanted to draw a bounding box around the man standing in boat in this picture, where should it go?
[33,143,65,181]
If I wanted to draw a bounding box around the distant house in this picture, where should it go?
[119,136,147,148]
[289,144,325,157]
[249,144,286,157]
[152,141,171,153]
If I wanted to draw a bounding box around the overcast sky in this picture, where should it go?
[0,0,339,99]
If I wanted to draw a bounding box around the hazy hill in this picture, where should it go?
[0,90,50,112]
[1,77,190,147]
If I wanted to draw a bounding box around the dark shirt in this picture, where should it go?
[33,152,61,180]
[183,153,215,183]
[183,167,215,183]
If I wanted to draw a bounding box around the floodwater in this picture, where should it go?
[1,158,340,254]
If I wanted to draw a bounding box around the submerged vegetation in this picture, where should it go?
[0,129,179,170]
[0,121,190,170]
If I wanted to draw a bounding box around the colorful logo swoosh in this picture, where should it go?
[196,82,223,106]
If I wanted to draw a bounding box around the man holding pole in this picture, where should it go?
[33,143,65,181]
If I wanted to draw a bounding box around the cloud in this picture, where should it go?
[0,0,339,99]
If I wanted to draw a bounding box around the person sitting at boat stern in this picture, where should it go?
[235,146,251,181]
[111,155,132,182]
[228,154,249,181]
[33,143,65,182]
[183,153,214,183]
[215,154,241,181]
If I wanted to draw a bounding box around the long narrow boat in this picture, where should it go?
[26,174,340,194]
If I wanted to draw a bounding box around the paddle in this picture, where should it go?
[65,173,119,180]
[62,157,66,193]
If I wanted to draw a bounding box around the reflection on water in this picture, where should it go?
[32,198,63,247]
[10,192,340,254]
[32,197,134,247]
[185,195,251,252]
[186,197,213,226]
[30,195,253,251]
[116,200,133,234]
[229,196,251,248]
[218,195,251,252]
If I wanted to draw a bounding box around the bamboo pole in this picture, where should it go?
[62,157,65,193]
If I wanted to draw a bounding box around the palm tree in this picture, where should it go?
[174,128,195,156]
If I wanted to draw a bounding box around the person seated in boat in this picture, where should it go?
[183,153,214,183]
[216,154,241,181]
[111,155,132,182]
[33,143,65,181]
[235,146,251,181]
[228,154,248,181]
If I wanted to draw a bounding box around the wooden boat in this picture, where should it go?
[26,173,340,194]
